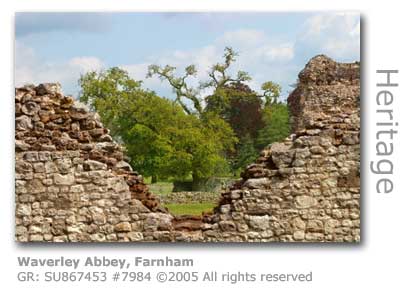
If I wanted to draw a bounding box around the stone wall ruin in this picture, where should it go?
[15,84,173,242]
[15,55,360,242]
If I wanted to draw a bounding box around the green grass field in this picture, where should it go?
[164,203,216,216]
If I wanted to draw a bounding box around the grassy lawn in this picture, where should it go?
[148,180,220,216]
[164,202,216,216]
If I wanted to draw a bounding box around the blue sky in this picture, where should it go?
[15,12,360,100]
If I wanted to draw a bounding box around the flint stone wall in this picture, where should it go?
[15,55,360,242]
[203,55,360,242]
[158,192,219,204]
[15,83,173,242]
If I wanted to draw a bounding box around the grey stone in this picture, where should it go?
[219,221,236,232]
[248,215,270,231]
[35,83,62,95]
[84,160,107,171]
[243,178,271,189]
[16,115,33,131]
[21,102,40,116]
[115,161,133,172]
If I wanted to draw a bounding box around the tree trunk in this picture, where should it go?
[151,175,158,184]
[192,173,208,191]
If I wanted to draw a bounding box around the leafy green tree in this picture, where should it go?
[205,82,264,141]
[146,64,201,115]
[146,47,284,173]
[79,67,236,184]
[256,103,290,150]
[78,67,143,136]
[261,81,282,106]
[232,134,259,175]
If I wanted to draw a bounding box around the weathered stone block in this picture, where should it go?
[114,222,132,232]
[127,232,143,241]
[291,217,306,230]
[295,196,318,209]
[293,230,305,241]
[248,215,270,231]
[84,160,107,171]
[53,174,75,185]
[16,204,31,216]
[243,178,271,189]
[90,233,106,242]
[219,221,236,232]
[55,158,72,174]
[70,184,84,193]
[15,226,28,236]
[29,234,44,242]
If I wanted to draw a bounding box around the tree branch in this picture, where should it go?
[147,64,202,115]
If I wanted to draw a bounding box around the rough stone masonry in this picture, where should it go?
[15,55,360,242]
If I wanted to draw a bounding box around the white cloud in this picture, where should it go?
[120,63,150,80]
[15,41,104,96]
[256,44,294,62]
[68,57,104,73]
[295,13,360,61]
